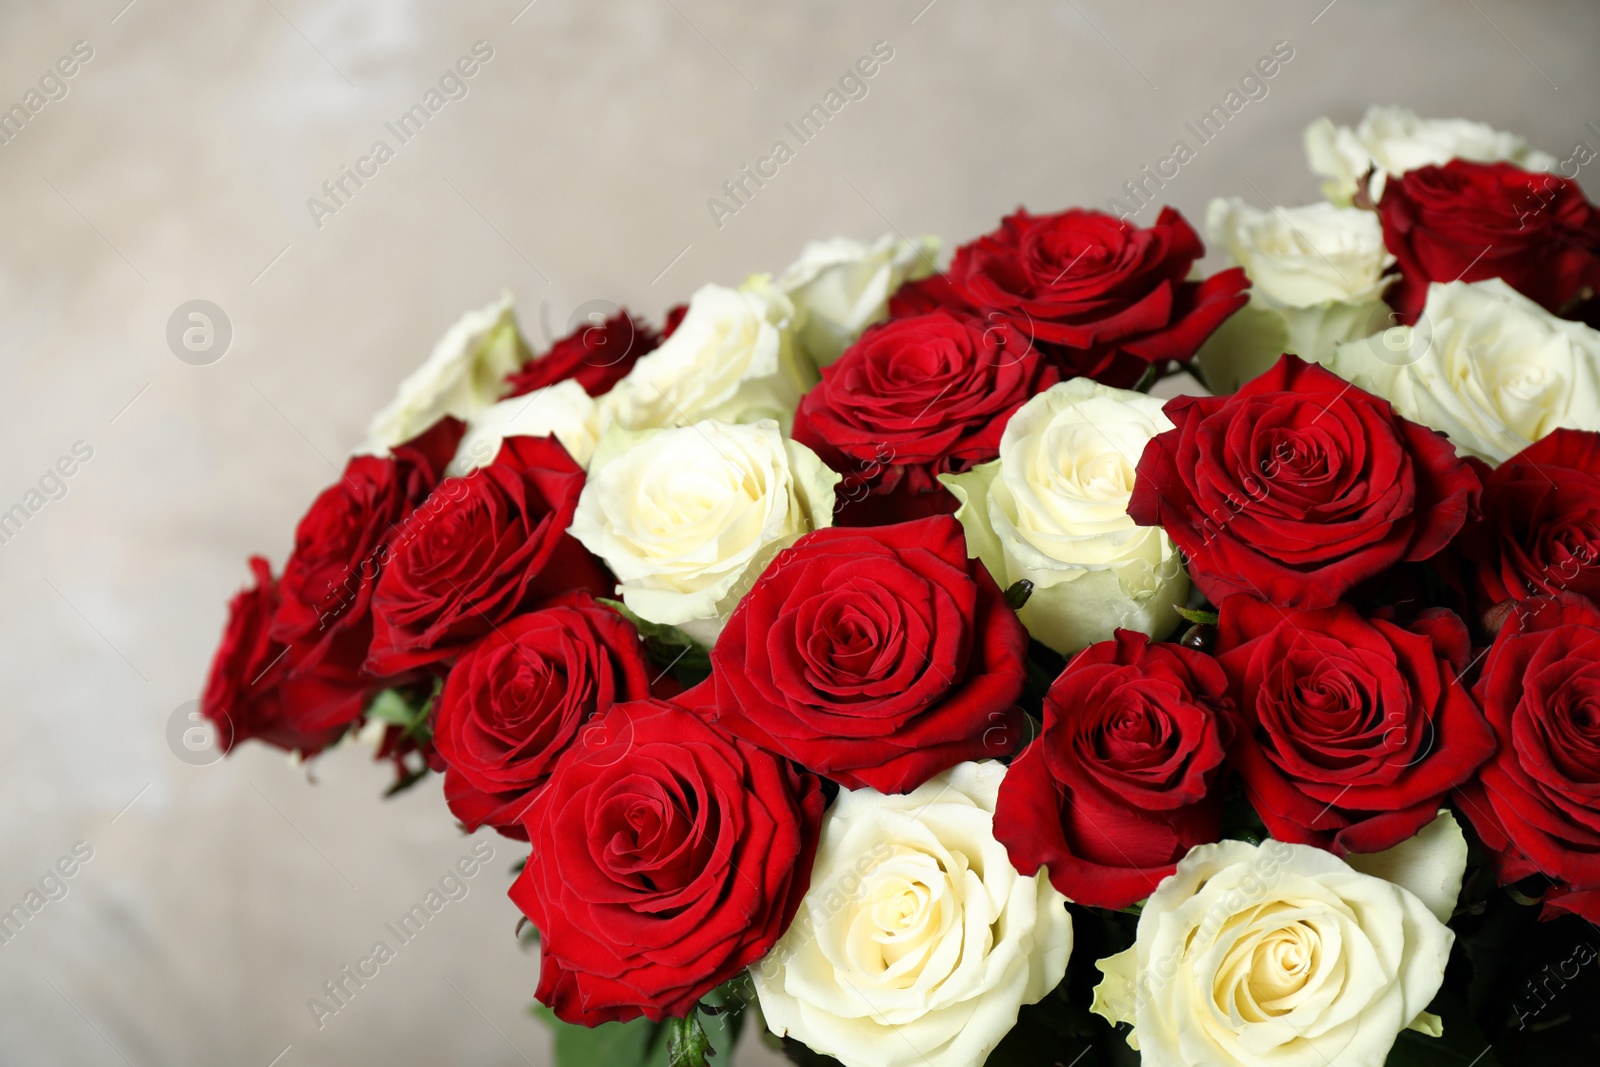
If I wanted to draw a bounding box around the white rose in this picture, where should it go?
[775,233,939,368]
[597,277,813,434]
[365,290,529,453]
[1196,199,1396,392]
[1091,813,1466,1067]
[567,419,837,643]
[1305,105,1555,205]
[940,379,1188,656]
[444,379,600,476]
[754,762,1073,1067]
[1324,278,1600,464]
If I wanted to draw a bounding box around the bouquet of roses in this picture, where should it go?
[202,104,1600,1066]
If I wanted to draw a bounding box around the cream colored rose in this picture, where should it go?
[1305,105,1555,204]
[940,379,1187,655]
[775,233,939,368]
[444,379,600,476]
[1196,199,1396,392]
[754,762,1073,1067]
[365,291,530,453]
[1324,278,1600,464]
[1092,814,1466,1067]
[597,277,813,434]
[567,419,837,643]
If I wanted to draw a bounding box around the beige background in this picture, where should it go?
[0,1,1595,1063]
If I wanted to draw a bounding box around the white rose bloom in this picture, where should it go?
[1092,814,1466,1067]
[754,762,1073,1067]
[597,277,813,434]
[567,419,837,643]
[1196,199,1396,392]
[1305,105,1555,205]
[444,379,600,476]
[1324,278,1600,464]
[940,380,1188,656]
[775,233,939,368]
[365,291,529,453]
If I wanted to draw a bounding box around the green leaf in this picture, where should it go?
[530,1005,670,1067]
[598,598,712,685]
[1173,606,1219,626]
[366,688,419,727]
[381,765,430,798]
[667,1012,713,1067]
[1003,579,1034,611]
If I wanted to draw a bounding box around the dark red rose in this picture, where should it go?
[659,303,688,338]
[791,310,1057,525]
[1129,355,1481,609]
[511,698,823,1025]
[890,207,1248,386]
[1456,593,1600,924]
[503,310,660,399]
[1466,429,1600,606]
[682,515,1027,793]
[1379,160,1600,324]
[994,630,1230,909]
[365,435,611,675]
[1215,596,1494,854]
[202,557,370,756]
[432,595,652,837]
[271,417,463,676]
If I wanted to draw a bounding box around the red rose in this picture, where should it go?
[503,310,660,399]
[994,630,1230,909]
[431,595,652,837]
[1457,593,1600,924]
[1466,429,1600,606]
[1129,355,1481,609]
[271,417,462,676]
[891,207,1248,386]
[511,698,823,1025]
[365,435,611,675]
[791,310,1057,525]
[1215,596,1495,854]
[1379,160,1600,324]
[202,557,370,756]
[683,515,1027,793]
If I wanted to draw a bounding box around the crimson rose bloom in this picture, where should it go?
[271,417,462,676]
[1457,593,1600,924]
[1215,596,1495,854]
[1466,429,1600,606]
[994,630,1230,909]
[791,310,1056,525]
[432,595,652,837]
[511,698,823,1024]
[202,557,370,756]
[503,309,659,398]
[890,207,1248,386]
[365,435,611,675]
[683,515,1027,793]
[1379,159,1600,324]
[1129,355,1481,609]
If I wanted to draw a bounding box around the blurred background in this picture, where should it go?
[0,1,1595,1063]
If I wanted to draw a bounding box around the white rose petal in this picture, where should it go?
[567,419,837,643]
[941,379,1188,655]
[1325,278,1600,464]
[1305,105,1555,205]
[776,233,939,368]
[598,277,813,434]
[1092,837,1461,1067]
[365,290,529,453]
[1345,810,1469,926]
[754,762,1073,1067]
[445,379,600,476]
